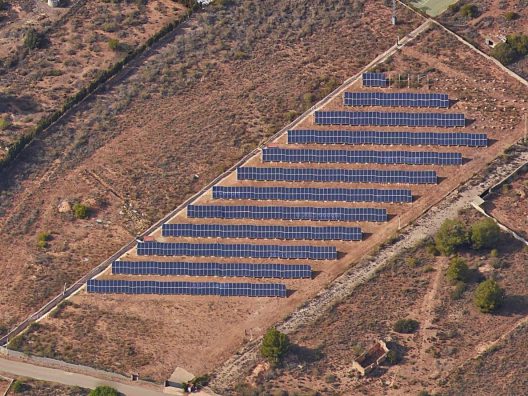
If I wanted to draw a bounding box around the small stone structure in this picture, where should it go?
[48,0,61,7]
[352,340,390,376]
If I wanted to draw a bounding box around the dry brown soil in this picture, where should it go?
[236,209,528,395]
[8,19,528,385]
[484,168,528,239]
[0,0,188,152]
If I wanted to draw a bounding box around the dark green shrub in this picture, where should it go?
[435,219,468,255]
[504,11,519,21]
[0,0,9,11]
[473,279,504,313]
[108,38,121,51]
[89,386,118,396]
[471,218,500,250]
[73,203,89,219]
[386,349,400,365]
[460,4,478,18]
[450,281,466,300]
[260,328,290,365]
[37,231,52,249]
[0,117,11,131]
[446,256,470,283]
[393,319,419,334]
[24,28,43,49]
[11,380,25,393]
[492,42,518,64]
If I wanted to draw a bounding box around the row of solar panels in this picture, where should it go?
[162,224,362,241]
[314,111,465,127]
[212,186,412,203]
[344,92,449,108]
[238,167,437,184]
[287,130,488,148]
[87,279,287,297]
[363,72,389,87]
[187,205,388,222]
[112,261,312,279]
[263,148,462,165]
[137,242,337,260]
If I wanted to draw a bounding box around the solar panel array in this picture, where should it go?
[137,241,337,260]
[314,111,465,127]
[344,92,449,108]
[212,186,412,203]
[238,167,437,184]
[263,147,462,165]
[112,261,312,279]
[188,205,387,222]
[87,279,287,297]
[288,130,487,148]
[363,72,389,87]
[162,223,362,241]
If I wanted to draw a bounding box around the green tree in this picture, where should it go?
[11,380,25,393]
[108,38,121,51]
[24,28,43,50]
[435,219,468,256]
[73,203,89,219]
[473,279,504,313]
[492,42,518,65]
[446,256,470,283]
[460,4,478,18]
[0,117,11,131]
[471,218,500,249]
[393,319,419,334]
[260,328,290,365]
[507,34,528,56]
[89,386,119,396]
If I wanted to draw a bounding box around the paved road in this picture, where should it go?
[0,358,168,396]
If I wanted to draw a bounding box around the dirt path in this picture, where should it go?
[417,256,447,379]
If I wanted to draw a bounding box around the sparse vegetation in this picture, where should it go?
[473,279,504,313]
[23,28,43,50]
[260,328,290,365]
[11,380,25,393]
[73,203,89,219]
[386,349,400,365]
[108,38,121,51]
[504,11,519,21]
[460,4,478,18]
[0,117,11,131]
[89,386,118,396]
[393,319,419,334]
[37,231,52,249]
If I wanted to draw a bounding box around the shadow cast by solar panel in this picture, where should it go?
[465,118,476,126]
[448,99,458,108]
[311,270,322,279]
[336,251,347,260]
[487,138,497,147]
[286,288,296,297]
[360,232,372,240]
[461,157,471,165]
[436,176,448,185]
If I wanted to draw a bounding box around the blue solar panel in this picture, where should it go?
[212,186,412,203]
[187,205,387,222]
[288,130,488,147]
[363,72,388,87]
[137,241,337,260]
[263,147,462,165]
[238,167,437,184]
[87,279,287,297]
[112,261,312,279]
[344,92,449,108]
[314,111,465,127]
[162,223,362,241]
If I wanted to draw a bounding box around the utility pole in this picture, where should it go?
[392,0,397,25]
